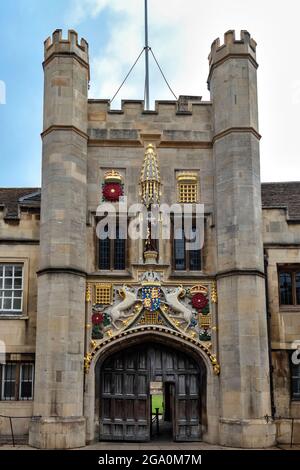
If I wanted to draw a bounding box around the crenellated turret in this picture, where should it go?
[209,30,276,448]
[42,29,89,132]
[208,30,259,135]
[29,29,89,449]
[44,29,89,64]
[208,30,256,71]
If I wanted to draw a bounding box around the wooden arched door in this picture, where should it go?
[99,342,204,441]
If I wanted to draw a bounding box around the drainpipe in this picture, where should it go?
[264,249,276,418]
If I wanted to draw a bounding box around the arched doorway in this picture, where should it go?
[97,341,206,442]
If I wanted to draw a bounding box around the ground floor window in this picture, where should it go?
[291,355,300,400]
[0,362,34,400]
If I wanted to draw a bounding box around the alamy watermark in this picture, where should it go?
[291,340,300,365]
[0,340,6,364]
[292,80,300,106]
[0,80,6,104]
[95,198,205,250]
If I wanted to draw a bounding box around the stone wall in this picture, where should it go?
[263,207,300,442]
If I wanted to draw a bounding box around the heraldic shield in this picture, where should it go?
[142,286,161,311]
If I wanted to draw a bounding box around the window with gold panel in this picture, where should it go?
[177,172,199,203]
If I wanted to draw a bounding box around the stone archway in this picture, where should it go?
[83,330,220,445]
[98,342,204,441]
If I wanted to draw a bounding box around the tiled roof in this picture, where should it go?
[0,188,40,218]
[261,182,300,220]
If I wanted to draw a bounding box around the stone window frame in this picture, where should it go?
[176,170,200,204]
[171,215,203,273]
[0,361,34,401]
[0,258,29,318]
[96,215,128,272]
[290,352,300,401]
[277,264,300,309]
[0,264,23,313]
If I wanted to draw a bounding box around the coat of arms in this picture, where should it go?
[142,285,161,311]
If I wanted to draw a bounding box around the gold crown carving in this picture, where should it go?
[104,170,122,183]
[177,171,198,183]
[142,281,161,287]
[141,277,161,287]
[190,284,208,295]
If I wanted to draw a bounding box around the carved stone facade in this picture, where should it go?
[0,29,300,448]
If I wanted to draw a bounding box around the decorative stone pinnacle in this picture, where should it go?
[139,143,161,208]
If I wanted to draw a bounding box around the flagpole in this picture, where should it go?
[144,0,150,110]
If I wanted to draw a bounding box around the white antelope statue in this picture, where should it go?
[162,286,193,331]
[109,285,138,329]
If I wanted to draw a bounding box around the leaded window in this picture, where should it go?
[1,363,16,400]
[291,356,300,400]
[174,227,186,270]
[279,267,300,306]
[98,219,126,271]
[173,221,201,271]
[0,362,34,401]
[19,363,34,400]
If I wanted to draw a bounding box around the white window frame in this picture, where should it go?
[1,363,17,400]
[0,263,24,313]
[0,362,34,401]
[19,363,34,400]
[292,361,300,401]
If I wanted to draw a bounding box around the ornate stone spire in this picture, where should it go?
[139,143,161,208]
[139,143,161,264]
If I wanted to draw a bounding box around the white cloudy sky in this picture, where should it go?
[68,0,300,183]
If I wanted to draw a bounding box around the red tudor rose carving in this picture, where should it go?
[191,292,208,310]
[92,312,104,325]
[102,182,123,202]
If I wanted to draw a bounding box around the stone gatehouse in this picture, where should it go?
[0,29,300,448]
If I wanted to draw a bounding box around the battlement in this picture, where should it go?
[88,96,209,116]
[87,96,212,138]
[208,30,257,67]
[44,29,89,65]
